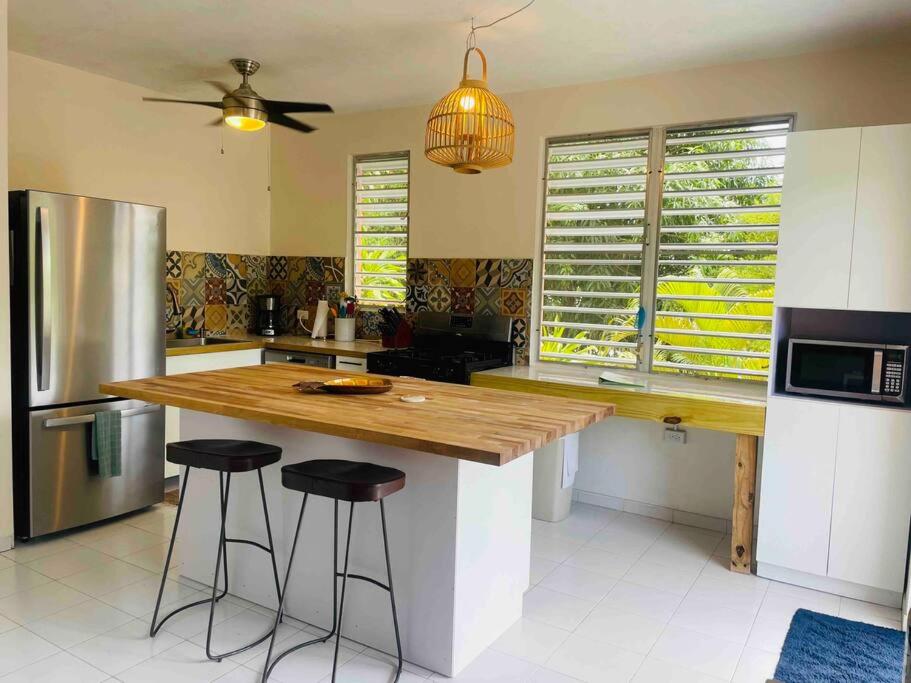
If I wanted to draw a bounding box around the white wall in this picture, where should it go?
[0,0,13,549]
[8,52,271,255]
[578,418,738,521]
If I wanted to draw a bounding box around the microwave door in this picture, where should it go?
[786,340,883,401]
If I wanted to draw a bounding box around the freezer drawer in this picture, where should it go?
[24,399,164,537]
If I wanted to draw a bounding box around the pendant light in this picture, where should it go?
[425,48,515,174]
[424,1,535,174]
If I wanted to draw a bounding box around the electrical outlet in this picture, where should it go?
[297,309,309,322]
[663,427,687,445]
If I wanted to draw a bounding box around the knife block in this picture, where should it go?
[382,322,413,349]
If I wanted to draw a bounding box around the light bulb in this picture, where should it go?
[459,94,477,112]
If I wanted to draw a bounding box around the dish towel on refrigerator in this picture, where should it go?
[91,410,122,478]
[561,432,580,489]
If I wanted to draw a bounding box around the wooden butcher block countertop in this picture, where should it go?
[100,365,614,466]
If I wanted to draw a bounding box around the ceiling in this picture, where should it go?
[9,0,911,113]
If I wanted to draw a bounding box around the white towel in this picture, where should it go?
[561,432,580,489]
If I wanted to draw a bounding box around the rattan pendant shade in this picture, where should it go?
[425,48,515,174]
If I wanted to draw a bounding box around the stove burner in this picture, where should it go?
[365,312,514,384]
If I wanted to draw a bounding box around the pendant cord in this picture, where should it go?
[466,0,536,50]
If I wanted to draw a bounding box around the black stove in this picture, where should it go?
[366,312,514,384]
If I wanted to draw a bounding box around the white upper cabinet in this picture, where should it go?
[828,404,911,592]
[848,125,911,313]
[757,396,839,576]
[776,128,861,310]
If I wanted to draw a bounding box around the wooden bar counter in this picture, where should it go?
[472,363,767,574]
[101,364,613,677]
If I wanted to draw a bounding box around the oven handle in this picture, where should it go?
[43,404,161,428]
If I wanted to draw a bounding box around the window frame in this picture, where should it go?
[535,114,795,382]
[349,150,411,307]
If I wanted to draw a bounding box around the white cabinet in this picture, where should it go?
[776,123,911,313]
[335,355,367,373]
[828,404,911,592]
[757,396,839,576]
[164,348,263,477]
[759,395,911,597]
[776,128,861,310]
[848,125,911,313]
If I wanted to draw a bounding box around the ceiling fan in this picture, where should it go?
[143,58,333,133]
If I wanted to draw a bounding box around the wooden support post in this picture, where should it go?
[731,433,758,573]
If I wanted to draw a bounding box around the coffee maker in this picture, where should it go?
[256,294,281,336]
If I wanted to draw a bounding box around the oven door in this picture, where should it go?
[785,339,884,401]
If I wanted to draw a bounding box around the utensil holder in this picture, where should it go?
[335,317,356,342]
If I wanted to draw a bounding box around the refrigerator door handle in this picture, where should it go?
[35,206,52,392]
[43,403,161,428]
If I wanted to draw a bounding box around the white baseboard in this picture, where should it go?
[0,535,12,553]
[574,489,730,534]
[757,562,902,608]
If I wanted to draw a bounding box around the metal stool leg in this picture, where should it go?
[205,471,232,661]
[258,469,284,620]
[380,499,403,682]
[331,501,355,682]
[150,468,229,638]
[149,467,192,637]
[262,494,309,683]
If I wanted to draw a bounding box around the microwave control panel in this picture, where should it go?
[882,349,905,396]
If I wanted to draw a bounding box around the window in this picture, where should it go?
[352,152,410,305]
[541,131,651,366]
[539,117,791,381]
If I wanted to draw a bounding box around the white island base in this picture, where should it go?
[175,410,533,677]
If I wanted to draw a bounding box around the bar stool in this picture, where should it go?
[261,459,406,683]
[150,439,284,662]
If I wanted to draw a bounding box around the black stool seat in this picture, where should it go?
[282,459,405,502]
[167,439,282,473]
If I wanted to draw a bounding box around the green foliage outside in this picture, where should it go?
[355,165,409,305]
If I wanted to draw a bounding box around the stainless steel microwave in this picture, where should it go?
[785,339,909,403]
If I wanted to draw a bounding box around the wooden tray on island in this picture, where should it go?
[294,377,393,395]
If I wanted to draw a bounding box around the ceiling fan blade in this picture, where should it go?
[207,117,224,127]
[143,97,224,109]
[263,100,333,114]
[270,113,316,134]
[205,80,234,95]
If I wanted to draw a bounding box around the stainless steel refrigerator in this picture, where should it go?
[9,191,166,539]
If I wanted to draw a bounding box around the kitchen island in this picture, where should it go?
[100,364,612,676]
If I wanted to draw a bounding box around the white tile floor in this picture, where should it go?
[0,502,902,682]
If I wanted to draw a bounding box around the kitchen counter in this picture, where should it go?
[472,363,766,435]
[100,364,612,676]
[472,362,768,574]
[165,334,383,358]
[101,364,611,465]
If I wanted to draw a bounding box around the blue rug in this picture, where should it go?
[774,608,905,682]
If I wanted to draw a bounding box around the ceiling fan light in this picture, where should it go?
[223,106,267,131]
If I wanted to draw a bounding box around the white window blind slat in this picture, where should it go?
[353,153,409,305]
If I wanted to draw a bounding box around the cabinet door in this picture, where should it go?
[776,128,861,310]
[849,124,911,312]
[828,404,911,592]
[757,397,839,575]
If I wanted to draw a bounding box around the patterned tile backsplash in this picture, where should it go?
[165,251,345,337]
[165,252,533,365]
[404,258,533,365]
